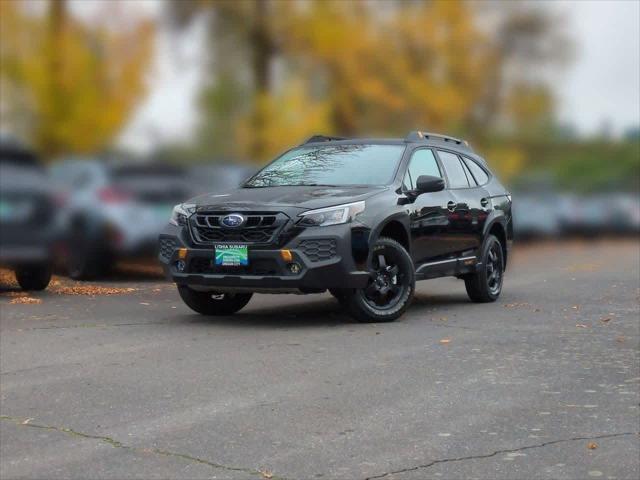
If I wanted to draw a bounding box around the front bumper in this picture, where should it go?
[158,223,371,291]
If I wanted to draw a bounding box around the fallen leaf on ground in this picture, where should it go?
[439,338,451,345]
[140,302,150,306]
[21,418,33,425]
[10,296,41,305]
[587,442,598,450]
[575,324,589,328]
[51,285,137,296]
[600,317,612,323]
[259,470,273,479]
[616,336,625,343]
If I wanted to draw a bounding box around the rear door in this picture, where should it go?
[436,150,488,257]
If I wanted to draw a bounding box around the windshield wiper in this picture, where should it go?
[285,183,337,187]
[243,182,338,188]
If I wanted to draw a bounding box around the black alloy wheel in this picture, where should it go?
[345,237,415,322]
[464,234,504,303]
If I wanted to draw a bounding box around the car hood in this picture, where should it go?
[188,185,388,212]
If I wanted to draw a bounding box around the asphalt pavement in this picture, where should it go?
[1,240,639,480]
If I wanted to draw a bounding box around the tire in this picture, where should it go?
[177,286,253,315]
[464,234,504,303]
[329,288,351,305]
[344,237,415,323]
[15,264,52,291]
[66,222,111,280]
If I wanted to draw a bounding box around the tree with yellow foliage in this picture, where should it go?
[0,0,154,159]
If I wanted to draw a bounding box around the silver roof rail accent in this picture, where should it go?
[405,130,471,149]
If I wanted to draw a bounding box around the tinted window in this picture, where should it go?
[403,149,441,190]
[438,151,470,188]
[463,157,489,185]
[245,144,405,187]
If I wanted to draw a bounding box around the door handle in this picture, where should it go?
[480,197,489,208]
[447,201,457,212]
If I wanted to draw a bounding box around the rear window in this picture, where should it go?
[0,147,39,169]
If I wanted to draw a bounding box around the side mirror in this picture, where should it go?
[416,175,445,193]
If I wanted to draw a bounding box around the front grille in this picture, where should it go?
[189,212,289,246]
[299,238,337,262]
[159,238,176,261]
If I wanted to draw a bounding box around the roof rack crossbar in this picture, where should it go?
[405,130,470,148]
[304,135,347,144]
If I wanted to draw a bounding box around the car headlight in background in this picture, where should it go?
[298,201,365,227]
[170,203,195,226]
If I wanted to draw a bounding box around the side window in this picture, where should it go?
[403,149,442,190]
[438,151,470,188]
[463,157,489,185]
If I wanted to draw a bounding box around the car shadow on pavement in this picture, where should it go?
[174,291,478,329]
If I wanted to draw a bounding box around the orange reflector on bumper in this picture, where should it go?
[177,248,187,260]
[280,249,293,262]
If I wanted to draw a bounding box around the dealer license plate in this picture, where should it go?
[215,244,249,266]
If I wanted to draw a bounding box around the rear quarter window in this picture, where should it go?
[438,150,470,189]
[463,157,490,185]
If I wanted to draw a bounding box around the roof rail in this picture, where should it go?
[405,130,471,149]
[304,135,347,144]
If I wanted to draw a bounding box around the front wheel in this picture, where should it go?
[464,234,504,303]
[344,237,415,323]
[15,264,52,291]
[177,286,253,315]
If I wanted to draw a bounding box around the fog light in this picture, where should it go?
[280,249,293,262]
[176,260,186,272]
[288,262,301,274]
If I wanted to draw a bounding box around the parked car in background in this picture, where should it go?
[50,159,192,279]
[0,139,58,290]
[187,163,256,197]
[605,193,640,235]
[512,193,561,240]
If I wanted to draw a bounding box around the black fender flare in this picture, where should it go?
[481,211,509,266]
[368,212,412,253]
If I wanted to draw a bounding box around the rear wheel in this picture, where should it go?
[15,264,52,291]
[177,286,253,315]
[344,237,415,322]
[464,234,504,303]
[66,222,111,280]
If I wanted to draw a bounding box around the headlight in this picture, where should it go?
[170,203,195,226]
[298,201,365,227]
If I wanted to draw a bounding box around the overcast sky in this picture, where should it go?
[107,0,640,152]
[555,0,640,136]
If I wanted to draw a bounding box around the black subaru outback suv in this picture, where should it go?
[159,131,513,322]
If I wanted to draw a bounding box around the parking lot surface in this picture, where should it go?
[1,240,639,480]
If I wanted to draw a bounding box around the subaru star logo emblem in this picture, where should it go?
[221,214,245,228]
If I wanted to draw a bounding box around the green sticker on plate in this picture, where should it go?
[215,245,248,266]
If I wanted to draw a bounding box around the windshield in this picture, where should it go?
[244,144,405,187]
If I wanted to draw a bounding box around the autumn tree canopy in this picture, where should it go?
[167,0,568,166]
[0,0,154,159]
